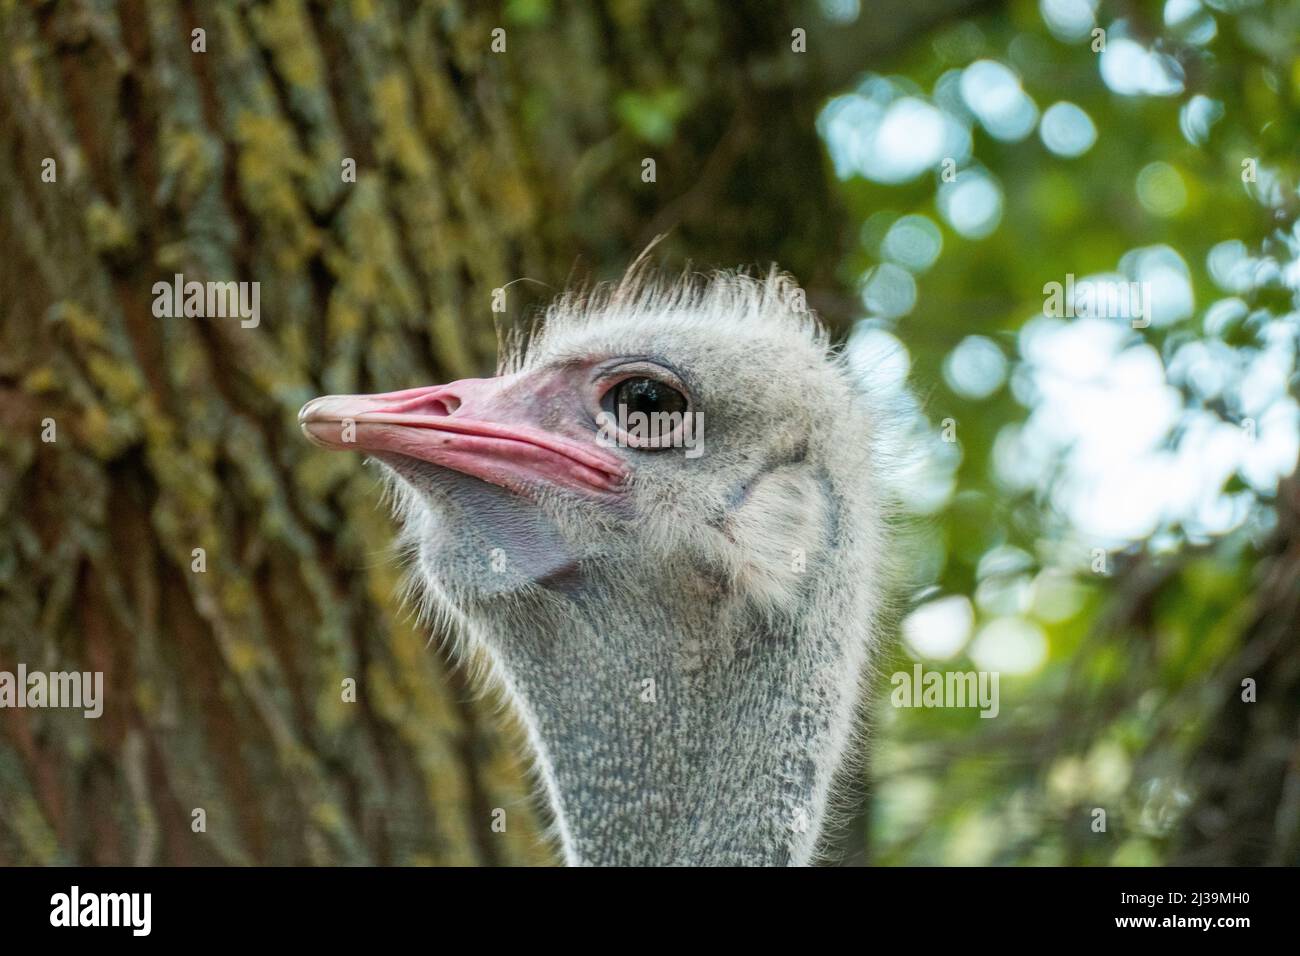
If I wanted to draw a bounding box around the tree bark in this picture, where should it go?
[0,0,993,865]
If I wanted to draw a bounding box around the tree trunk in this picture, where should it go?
[0,0,989,866]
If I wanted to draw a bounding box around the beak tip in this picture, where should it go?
[299,420,329,448]
[299,397,341,448]
[298,398,320,426]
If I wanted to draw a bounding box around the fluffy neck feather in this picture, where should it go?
[470,562,869,866]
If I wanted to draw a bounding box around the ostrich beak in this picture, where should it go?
[298,379,628,499]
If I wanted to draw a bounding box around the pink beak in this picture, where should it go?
[298,378,628,498]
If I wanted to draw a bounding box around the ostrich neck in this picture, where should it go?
[480,578,860,866]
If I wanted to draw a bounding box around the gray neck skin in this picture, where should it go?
[477,572,851,866]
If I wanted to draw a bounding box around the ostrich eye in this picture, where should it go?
[604,377,688,419]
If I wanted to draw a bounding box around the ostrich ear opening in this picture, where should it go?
[721,466,829,618]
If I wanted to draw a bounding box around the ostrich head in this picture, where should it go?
[300,269,891,865]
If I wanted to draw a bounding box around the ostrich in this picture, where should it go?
[299,267,891,865]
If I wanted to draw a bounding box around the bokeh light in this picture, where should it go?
[1039,101,1097,157]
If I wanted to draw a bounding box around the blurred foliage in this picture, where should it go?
[827,0,1300,864]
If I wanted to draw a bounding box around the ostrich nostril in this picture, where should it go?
[383,386,464,418]
[414,395,457,416]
